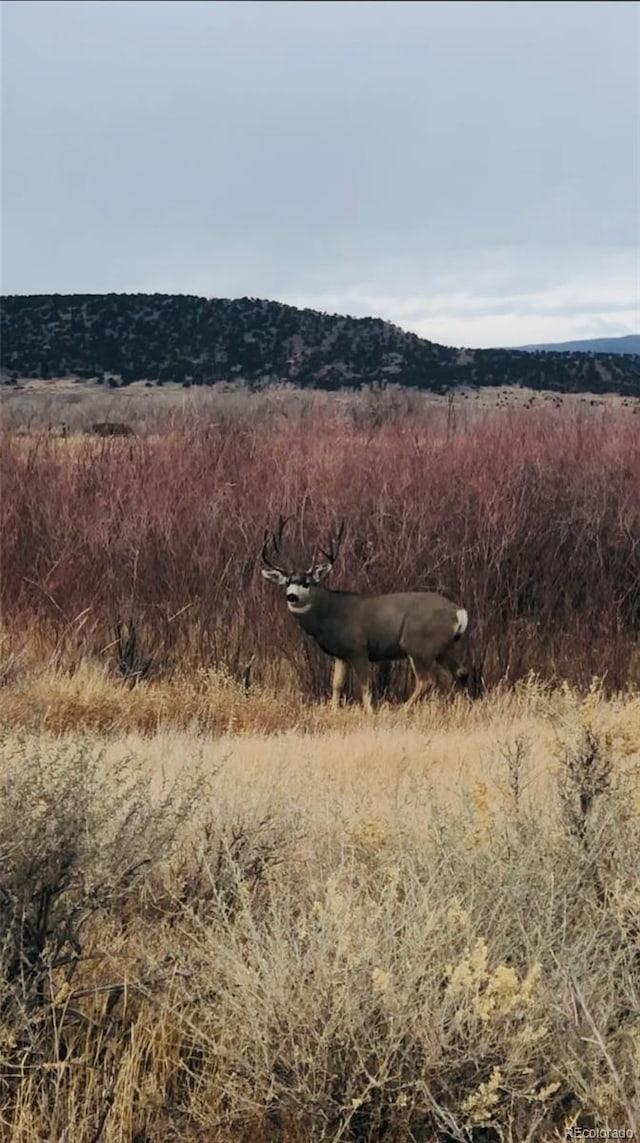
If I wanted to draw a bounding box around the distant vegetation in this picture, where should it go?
[2,292,639,394]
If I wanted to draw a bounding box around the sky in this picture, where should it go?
[1,0,638,348]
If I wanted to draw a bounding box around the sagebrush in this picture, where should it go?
[1,700,639,1141]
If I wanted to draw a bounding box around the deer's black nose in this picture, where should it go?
[287,593,298,604]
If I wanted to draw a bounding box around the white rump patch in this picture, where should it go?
[455,608,468,636]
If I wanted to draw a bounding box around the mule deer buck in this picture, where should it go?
[261,517,470,712]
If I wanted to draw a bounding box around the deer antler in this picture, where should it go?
[261,514,292,574]
[318,520,346,567]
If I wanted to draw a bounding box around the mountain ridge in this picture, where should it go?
[517,334,640,355]
[1,292,638,396]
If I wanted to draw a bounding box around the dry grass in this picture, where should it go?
[1,678,639,1141]
[2,656,639,743]
[3,376,638,433]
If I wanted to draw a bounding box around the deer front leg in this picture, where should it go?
[331,658,348,709]
[351,657,373,714]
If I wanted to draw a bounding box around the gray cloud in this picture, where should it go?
[2,0,638,346]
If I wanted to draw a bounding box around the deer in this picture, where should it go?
[261,517,470,712]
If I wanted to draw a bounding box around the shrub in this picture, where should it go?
[1,717,639,1140]
[0,737,203,1027]
[1,400,638,695]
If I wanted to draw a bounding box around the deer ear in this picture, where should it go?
[261,567,287,585]
[310,562,332,583]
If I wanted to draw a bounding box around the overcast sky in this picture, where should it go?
[2,0,638,347]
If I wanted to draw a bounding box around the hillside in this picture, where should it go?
[1,293,639,395]
[519,334,640,355]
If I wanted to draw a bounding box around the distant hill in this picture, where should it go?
[1,293,639,396]
[518,334,640,355]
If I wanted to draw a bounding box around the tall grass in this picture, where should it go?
[2,399,639,695]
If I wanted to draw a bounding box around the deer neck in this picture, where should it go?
[290,587,332,638]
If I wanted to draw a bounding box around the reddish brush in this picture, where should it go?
[2,401,638,695]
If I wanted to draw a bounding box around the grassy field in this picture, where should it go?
[1,388,639,1140]
[1,681,639,1141]
[4,375,637,436]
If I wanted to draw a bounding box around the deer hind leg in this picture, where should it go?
[331,658,349,709]
[405,656,436,709]
[436,647,470,694]
[351,657,373,714]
